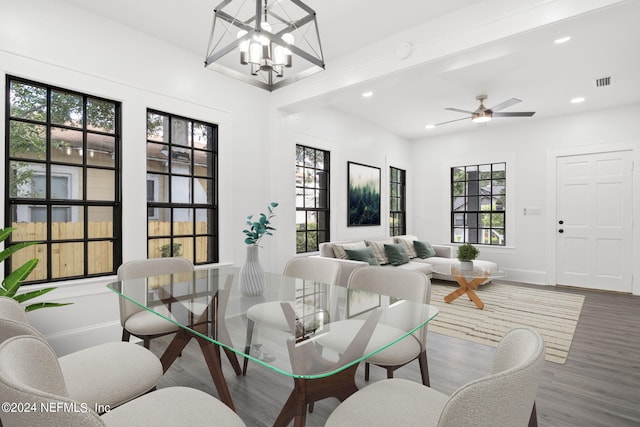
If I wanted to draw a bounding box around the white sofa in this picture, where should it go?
[313,235,497,287]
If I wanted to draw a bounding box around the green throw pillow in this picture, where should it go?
[345,247,380,266]
[414,240,436,258]
[384,243,410,266]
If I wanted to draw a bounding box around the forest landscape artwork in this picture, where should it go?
[348,162,380,226]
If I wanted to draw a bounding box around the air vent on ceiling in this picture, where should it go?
[595,76,613,87]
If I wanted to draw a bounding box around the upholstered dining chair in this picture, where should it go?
[325,327,546,427]
[117,257,194,348]
[0,334,246,427]
[0,296,163,412]
[242,256,340,375]
[350,266,432,386]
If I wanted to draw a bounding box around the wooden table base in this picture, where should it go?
[443,272,489,310]
[160,327,241,410]
[273,364,360,427]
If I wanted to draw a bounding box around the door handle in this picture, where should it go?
[558,229,564,233]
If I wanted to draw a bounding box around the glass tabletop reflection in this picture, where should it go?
[107,265,439,379]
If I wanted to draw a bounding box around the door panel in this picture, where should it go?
[556,151,632,292]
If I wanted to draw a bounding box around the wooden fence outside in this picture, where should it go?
[9,221,209,281]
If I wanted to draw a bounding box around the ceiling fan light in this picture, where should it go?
[472,112,492,123]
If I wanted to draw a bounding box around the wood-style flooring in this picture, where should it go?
[149,281,640,427]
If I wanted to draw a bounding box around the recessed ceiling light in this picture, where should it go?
[425,124,435,129]
[570,97,585,104]
[554,36,571,44]
[362,91,373,98]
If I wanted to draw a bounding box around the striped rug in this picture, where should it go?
[428,281,585,364]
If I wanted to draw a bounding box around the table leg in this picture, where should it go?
[443,275,488,310]
[159,328,236,411]
[273,364,360,427]
[198,336,236,411]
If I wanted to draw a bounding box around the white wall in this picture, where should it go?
[410,104,640,293]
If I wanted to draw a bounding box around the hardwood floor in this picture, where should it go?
[149,282,640,427]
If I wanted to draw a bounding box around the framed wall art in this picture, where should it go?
[347,161,381,226]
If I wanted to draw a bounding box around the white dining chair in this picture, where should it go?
[325,327,546,427]
[351,266,432,385]
[117,257,194,348]
[242,256,340,375]
[0,296,162,413]
[0,334,246,427]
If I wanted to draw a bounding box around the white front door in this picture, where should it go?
[556,150,633,292]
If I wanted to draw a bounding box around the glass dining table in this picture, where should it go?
[107,265,439,427]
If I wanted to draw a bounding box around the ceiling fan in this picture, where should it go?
[435,94,535,126]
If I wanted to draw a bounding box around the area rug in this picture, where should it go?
[428,281,585,364]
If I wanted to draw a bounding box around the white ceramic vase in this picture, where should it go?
[239,245,265,296]
[460,260,474,271]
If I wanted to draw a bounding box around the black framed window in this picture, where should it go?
[5,76,121,283]
[389,166,406,236]
[146,110,218,264]
[296,145,330,253]
[451,162,505,245]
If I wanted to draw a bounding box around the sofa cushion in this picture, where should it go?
[384,243,410,266]
[394,236,418,258]
[332,241,366,259]
[365,239,395,265]
[345,247,380,266]
[414,240,436,258]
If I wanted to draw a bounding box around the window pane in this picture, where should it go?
[172,176,192,203]
[87,133,115,167]
[88,206,113,238]
[171,118,190,147]
[147,143,170,173]
[87,168,115,201]
[195,178,213,204]
[173,208,194,235]
[194,150,212,177]
[148,208,171,236]
[9,121,46,160]
[51,206,83,239]
[52,242,84,278]
[51,127,83,165]
[86,98,115,133]
[195,237,212,263]
[88,241,113,274]
[173,237,193,262]
[147,113,169,142]
[10,81,47,121]
[51,90,83,128]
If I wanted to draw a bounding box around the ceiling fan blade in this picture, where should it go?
[489,98,521,112]
[435,116,471,126]
[492,111,536,117]
[445,107,474,115]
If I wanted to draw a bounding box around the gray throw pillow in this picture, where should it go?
[384,243,410,266]
[414,240,436,258]
[345,247,380,266]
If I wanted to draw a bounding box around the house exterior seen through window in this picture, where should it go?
[296,145,330,253]
[451,162,506,246]
[146,110,218,264]
[5,76,121,283]
[389,166,406,236]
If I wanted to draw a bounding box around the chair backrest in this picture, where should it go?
[116,257,195,325]
[0,335,104,427]
[347,267,431,346]
[0,317,46,345]
[0,296,29,323]
[347,266,431,303]
[438,327,546,427]
[283,256,340,285]
[0,297,47,345]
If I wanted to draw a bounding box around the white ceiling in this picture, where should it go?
[58,0,640,140]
